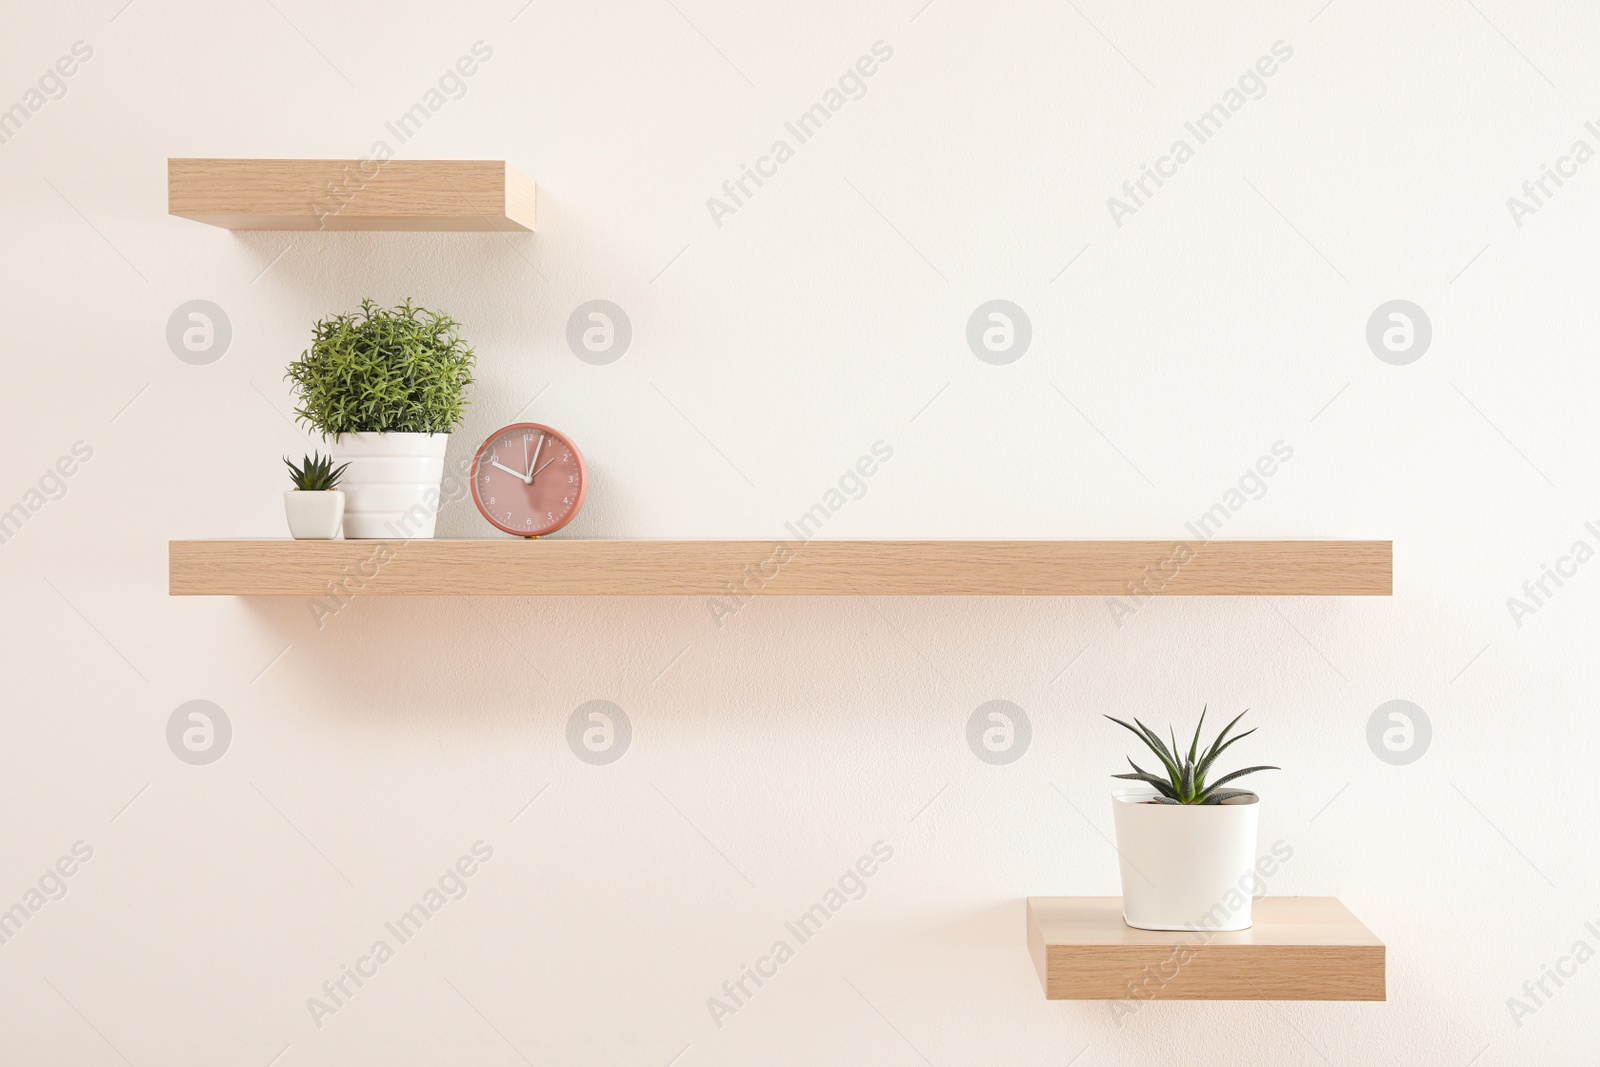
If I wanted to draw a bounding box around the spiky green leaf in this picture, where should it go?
[1202,765,1279,793]
[1200,789,1255,805]
[1134,718,1184,789]
[1195,728,1257,789]
[1112,759,1179,799]
[1133,718,1179,768]
[1197,708,1243,759]
[1187,705,1207,765]
[1105,716,1181,786]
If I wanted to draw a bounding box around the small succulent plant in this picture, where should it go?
[1107,708,1277,805]
[284,452,349,492]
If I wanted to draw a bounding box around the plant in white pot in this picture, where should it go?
[282,452,348,539]
[1107,709,1278,932]
[285,299,476,539]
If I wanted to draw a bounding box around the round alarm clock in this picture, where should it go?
[470,422,588,537]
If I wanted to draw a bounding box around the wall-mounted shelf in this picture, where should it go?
[167,158,535,231]
[1027,897,1385,1001]
[168,539,1391,597]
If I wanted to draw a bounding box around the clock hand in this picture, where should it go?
[531,455,559,479]
[490,459,532,484]
[525,433,546,482]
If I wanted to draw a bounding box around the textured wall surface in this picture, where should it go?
[1,1,1595,1064]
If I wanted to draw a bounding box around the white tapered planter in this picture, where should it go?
[283,490,344,539]
[328,433,449,539]
[1112,789,1260,931]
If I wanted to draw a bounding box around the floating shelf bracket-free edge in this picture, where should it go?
[167,158,536,231]
[167,539,1392,597]
[1027,896,1386,1001]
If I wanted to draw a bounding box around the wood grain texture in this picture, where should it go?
[167,158,536,231]
[1027,897,1385,1000]
[168,539,1392,597]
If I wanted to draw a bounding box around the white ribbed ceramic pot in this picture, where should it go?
[1112,789,1259,931]
[328,433,449,539]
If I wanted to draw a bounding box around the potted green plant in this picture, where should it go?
[285,299,476,538]
[283,452,349,539]
[1106,709,1278,932]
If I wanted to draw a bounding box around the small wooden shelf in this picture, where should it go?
[1027,897,1385,1001]
[168,158,535,231]
[168,539,1390,597]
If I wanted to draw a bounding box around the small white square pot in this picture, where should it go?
[284,490,345,539]
[1111,789,1260,931]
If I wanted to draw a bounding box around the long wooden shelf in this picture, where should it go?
[168,539,1390,596]
[168,158,535,231]
[1027,897,1385,1001]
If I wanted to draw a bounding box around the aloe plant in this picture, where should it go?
[1107,708,1277,805]
[284,452,349,492]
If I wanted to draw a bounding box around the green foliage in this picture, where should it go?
[285,299,476,436]
[284,451,349,491]
[1106,707,1278,805]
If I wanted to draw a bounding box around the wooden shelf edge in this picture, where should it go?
[1027,896,1385,1001]
[167,539,1392,597]
[167,158,535,231]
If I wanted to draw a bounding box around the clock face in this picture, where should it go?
[470,423,588,537]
